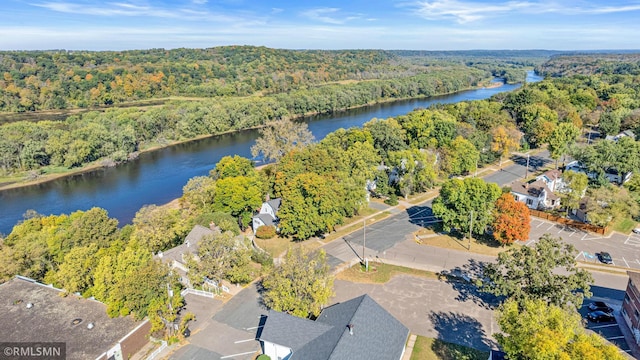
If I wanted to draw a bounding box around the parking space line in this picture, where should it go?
[590,324,619,329]
[536,221,545,228]
[234,339,255,344]
[220,351,258,359]
[607,336,626,340]
[623,257,630,268]
[546,224,555,231]
[245,325,263,330]
[575,253,582,260]
[581,233,588,240]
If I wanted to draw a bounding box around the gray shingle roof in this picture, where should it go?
[255,213,276,227]
[0,276,144,360]
[267,198,281,213]
[259,295,409,360]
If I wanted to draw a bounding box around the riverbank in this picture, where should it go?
[0,82,494,192]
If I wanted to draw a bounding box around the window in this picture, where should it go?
[526,199,533,206]
[626,293,631,304]
[634,308,639,322]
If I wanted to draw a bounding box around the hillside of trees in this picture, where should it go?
[0,47,538,113]
[536,53,640,77]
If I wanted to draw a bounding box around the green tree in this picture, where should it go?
[364,118,408,159]
[441,136,479,176]
[132,205,188,253]
[432,178,501,236]
[599,111,621,136]
[210,155,256,179]
[496,298,625,360]
[180,176,216,212]
[212,175,263,229]
[251,119,315,162]
[547,122,580,168]
[483,234,593,309]
[187,231,253,286]
[261,247,333,318]
[561,171,588,216]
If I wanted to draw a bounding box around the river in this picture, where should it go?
[0,71,542,234]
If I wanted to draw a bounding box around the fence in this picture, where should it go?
[528,209,608,235]
[180,288,215,298]
[145,341,167,360]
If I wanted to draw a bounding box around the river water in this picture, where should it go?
[0,71,542,234]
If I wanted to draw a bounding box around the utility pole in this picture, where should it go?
[363,219,368,271]
[524,153,530,179]
[468,210,473,250]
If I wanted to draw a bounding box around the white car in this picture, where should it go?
[633,228,640,234]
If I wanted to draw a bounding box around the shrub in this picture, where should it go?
[255,225,276,239]
[384,193,399,206]
[251,249,274,266]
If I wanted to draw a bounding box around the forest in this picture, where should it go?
[0,47,546,184]
[3,51,640,339]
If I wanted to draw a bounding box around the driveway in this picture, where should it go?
[332,276,498,351]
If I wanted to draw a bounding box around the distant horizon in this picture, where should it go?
[2,47,640,53]
[2,0,640,51]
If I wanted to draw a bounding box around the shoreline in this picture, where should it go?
[0,81,497,193]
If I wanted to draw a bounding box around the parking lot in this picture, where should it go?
[580,298,632,356]
[527,217,640,271]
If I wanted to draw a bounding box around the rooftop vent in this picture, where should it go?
[347,324,354,335]
[71,318,82,325]
[26,302,33,309]
[87,322,94,330]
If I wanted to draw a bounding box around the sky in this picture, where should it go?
[1,0,640,51]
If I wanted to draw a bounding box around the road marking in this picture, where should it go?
[623,257,630,268]
[526,240,535,246]
[536,221,545,228]
[220,351,258,359]
[575,253,583,260]
[245,326,263,330]
[234,339,255,344]
[607,336,626,340]
[546,224,555,231]
[590,324,619,329]
[636,259,640,265]
[582,233,588,240]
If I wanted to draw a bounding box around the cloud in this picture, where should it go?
[301,7,363,24]
[407,0,640,23]
[31,1,232,20]
[409,0,535,23]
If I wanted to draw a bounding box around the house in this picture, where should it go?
[157,224,218,274]
[252,198,281,234]
[511,180,561,210]
[258,294,409,360]
[605,130,636,142]
[488,350,507,360]
[622,271,640,346]
[0,276,150,360]
[535,169,565,192]
[565,161,632,185]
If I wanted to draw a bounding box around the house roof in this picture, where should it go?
[159,225,216,264]
[259,294,409,360]
[511,180,559,201]
[266,198,281,213]
[254,213,276,227]
[0,276,144,360]
[541,169,562,182]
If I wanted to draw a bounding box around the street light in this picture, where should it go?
[363,219,368,272]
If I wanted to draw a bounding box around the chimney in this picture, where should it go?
[347,324,354,335]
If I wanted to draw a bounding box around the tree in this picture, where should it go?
[492,193,531,246]
[131,205,189,253]
[212,175,263,229]
[261,247,333,318]
[496,298,625,360]
[180,176,216,212]
[599,111,621,136]
[547,122,580,168]
[187,231,253,286]
[483,234,593,309]
[210,155,256,180]
[491,125,520,168]
[364,118,408,159]
[432,178,501,236]
[251,119,314,163]
[561,171,588,216]
[441,136,479,176]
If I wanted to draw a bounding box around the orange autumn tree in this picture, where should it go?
[492,193,531,246]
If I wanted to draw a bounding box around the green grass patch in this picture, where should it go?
[411,336,489,360]
[337,262,437,284]
[254,236,292,258]
[414,228,518,257]
[612,216,636,234]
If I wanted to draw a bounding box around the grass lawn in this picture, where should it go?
[254,236,293,258]
[410,336,489,360]
[336,262,438,284]
[611,216,636,234]
[413,227,517,257]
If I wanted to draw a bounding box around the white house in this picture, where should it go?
[252,198,281,234]
[565,161,632,185]
[511,180,561,210]
[535,169,565,192]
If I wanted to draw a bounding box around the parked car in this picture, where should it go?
[598,252,613,264]
[587,310,615,323]
[633,228,640,234]
[588,301,613,313]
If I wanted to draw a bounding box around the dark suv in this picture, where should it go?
[588,301,613,314]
